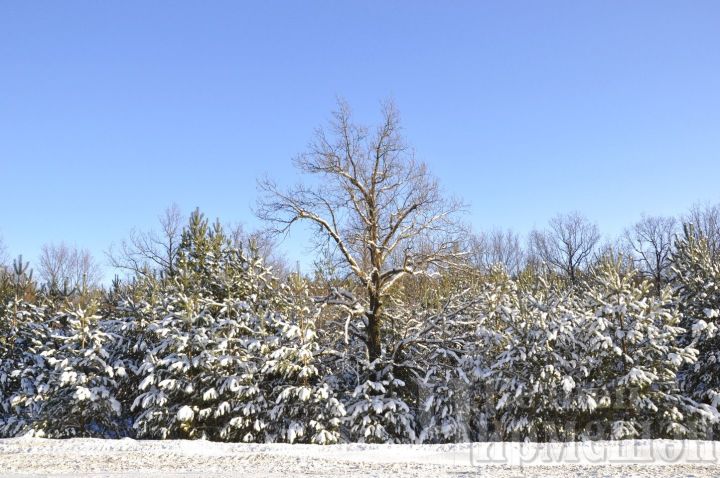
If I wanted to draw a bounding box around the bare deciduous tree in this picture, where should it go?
[226,222,289,277]
[468,229,525,275]
[624,215,677,295]
[0,235,7,270]
[683,202,720,258]
[258,100,465,361]
[528,212,600,283]
[108,203,184,278]
[39,242,102,293]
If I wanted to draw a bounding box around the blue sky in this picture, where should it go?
[2,1,719,278]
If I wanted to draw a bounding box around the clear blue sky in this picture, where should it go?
[2,1,719,278]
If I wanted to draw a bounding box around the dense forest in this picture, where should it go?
[1,103,720,443]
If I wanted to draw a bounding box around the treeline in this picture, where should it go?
[1,101,719,443]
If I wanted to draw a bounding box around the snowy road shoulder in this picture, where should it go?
[1,438,719,477]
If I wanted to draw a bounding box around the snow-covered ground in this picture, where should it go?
[1,437,719,477]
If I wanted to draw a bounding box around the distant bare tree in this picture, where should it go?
[226,222,288,277]
[39,242,102,293]
[108,203,183,278]
[624,215,677,294]
[683,202,720,258]
[529,212,600,283]
[468,229,525,275]
[0,234,7,270]
[39,243,72,288]
[258,100,465,361]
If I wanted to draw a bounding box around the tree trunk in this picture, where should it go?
[367,295,383,362]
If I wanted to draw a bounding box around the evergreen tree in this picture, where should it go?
[582,260,714,439]
[345,360,417,443]
[671,225,720,410]
[264,314,345,444]
[130,209,345,442]
[32,305,124,437]
[419,364,475,443]
[480,270,592,441]
[0,299,51,437]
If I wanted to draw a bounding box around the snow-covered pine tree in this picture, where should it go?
[128,209,345,443]
[0,298,51,437]
[0,257,50,437]
[103,292,156,435]
[479,268,594,441]
[417,278,502,444]
[420,363,475,443]
[582,259,715,439]
[130,212,278,440]
[131,287,271,440]
[263,291,345,444]
[671,224,720,412]
[344,358,417,444]
[31,304,124,438]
